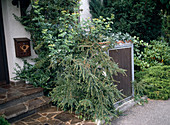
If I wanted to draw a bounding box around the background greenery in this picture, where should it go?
[133,37,170,100]
[89,0,169,42]
[133,37,170,71]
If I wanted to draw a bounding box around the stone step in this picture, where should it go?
[2,96,51,123]
[0,82,51,123]
[0,82,44,110]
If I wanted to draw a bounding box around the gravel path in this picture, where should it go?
[111,99,170,125]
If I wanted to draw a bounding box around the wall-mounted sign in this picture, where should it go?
[14,38,31,58]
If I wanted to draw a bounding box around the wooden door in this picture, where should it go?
[109,48,132,97]
[0,0,9,85]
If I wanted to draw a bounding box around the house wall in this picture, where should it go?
[80,0,92,21]
[1,0,91,81]
[1,0,37,81]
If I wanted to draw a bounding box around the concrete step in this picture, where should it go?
[3,96,51,123]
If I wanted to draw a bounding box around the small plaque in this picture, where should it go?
[14,38,31,58]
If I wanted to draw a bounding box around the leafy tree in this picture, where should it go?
[89,0,162,42]
[89,0,114,18]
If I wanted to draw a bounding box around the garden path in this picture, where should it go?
[111,99,170,125]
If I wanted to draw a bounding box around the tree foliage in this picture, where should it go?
[89,0,162,42]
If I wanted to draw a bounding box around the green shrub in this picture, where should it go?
[133,37,170,70]
[14,0,125,122]
[135,65,170,100]
[0,116,10,125]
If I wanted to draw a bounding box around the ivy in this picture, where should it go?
[14,0,126,122]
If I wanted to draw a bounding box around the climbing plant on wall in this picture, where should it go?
[14,0,125,122]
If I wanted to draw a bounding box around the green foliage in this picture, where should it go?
[89,0,162,42]
[89,0,114,18]
[13,0,80,90]
[133,73,148,105]
[161,14,170,43]
[157,0,169,14]
[133,37,170,70]
[14,0,125,122]
[135,65,170,100]
[133,80,147,105]
[0,116,10,125]
[133,79,146,98]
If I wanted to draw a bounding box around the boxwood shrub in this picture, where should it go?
[135,65,170,100]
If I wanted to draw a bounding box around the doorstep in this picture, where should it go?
[0,81,50,123]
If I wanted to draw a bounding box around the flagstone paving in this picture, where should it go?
[12,106,96,125]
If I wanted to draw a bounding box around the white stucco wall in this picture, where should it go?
[1,0,91,81]
[1,0,37,81]
[80,0,92,21]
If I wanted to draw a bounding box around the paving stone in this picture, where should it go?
[44,119,62,125]
[41,113,48,116]
[12,121,27,125]
[39,106,60,113]
[6,91,23,101]
[41,96,51,103]
[20,88,43,96]
[26,121,42,125]
[46,113,57,118]
[54,112,76,122]
[21,114,42,122]
[27,97,45,110]
[83,122,96,125]
[37,116,49,123]
[10,105,95,125]
[71,118,82,124]
[4,103,27,118]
